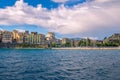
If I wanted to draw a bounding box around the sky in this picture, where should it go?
[0,0,120,40]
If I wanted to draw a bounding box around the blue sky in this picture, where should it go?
[0,0,86,9]
[0,0,58,9]
[0,0,120,39]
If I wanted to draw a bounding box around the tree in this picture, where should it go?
[65,42,71,47]
[52,42,56,47]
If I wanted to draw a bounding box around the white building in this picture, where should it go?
[46,32,55,41]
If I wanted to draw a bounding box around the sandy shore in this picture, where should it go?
[52,47,120,50]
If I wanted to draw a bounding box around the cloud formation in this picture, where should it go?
[51,0,69,3]
[0,0,120,36]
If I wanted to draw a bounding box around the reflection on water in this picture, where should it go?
[0,49,120,80]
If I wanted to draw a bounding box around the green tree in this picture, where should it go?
[65,42,71,47]
[52,42,56,47]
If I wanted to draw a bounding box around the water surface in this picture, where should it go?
[0,49,120,80]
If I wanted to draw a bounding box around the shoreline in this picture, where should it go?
[0,47,120,50]
[52,47,120,50]
[0,47,49,50]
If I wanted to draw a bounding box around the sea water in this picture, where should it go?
[0,49,120,80]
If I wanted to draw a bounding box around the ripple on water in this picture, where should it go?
[0,49,120,80]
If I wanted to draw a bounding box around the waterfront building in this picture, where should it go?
[29,32,38,44]
[46,32,55,41]
[23,31,30,44]
[90,40,103,47]
[90,40,97,47]
[70,38,82,47]
[12,30,19,43]
[55,39,62,45]
[51,39,62,47]
[74,40,80,47]
[13,30,28,44]
[97,40,103,46]
[29,32,45,44]
[2,31,13,43]
[62,38,70,44]
[61,38,71,47]
[0,30,3,43]
[46,32,58,47]
[0,30,2,34]
[38,34,46,45]
[1,29,120,48]
[24,30,29,34]
[17,32,24,44]
[78,39,87,47]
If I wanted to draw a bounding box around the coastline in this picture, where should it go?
[0,47,50,50]
[0,47,120,50]
[14,47,52,50]
[52,47,120,50]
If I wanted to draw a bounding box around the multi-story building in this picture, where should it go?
[90,40,103,47]
[45,32,57,46]
[13,30,28,44]
[62,38,70,44]
[2,31,13,43]
[74,40,80,47]
[38,34,45,45]
[46,32,55,41]
[22,31,29,44]
[17,32,24,44]
[0,30,3,43]
[29,32,37,44]
[28,32,45,44]
[12,30,19,43]
[61,38,71,47]
[55,39,61,45]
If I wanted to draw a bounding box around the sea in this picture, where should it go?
[0,49,120,80]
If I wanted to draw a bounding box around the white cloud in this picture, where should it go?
[0,0,120,37]
[95,0,113,3]
[0,28,4,31]
[51,0,81,3]
[15,29,25,32]
[51,0,69,3]
[82,37,98,40]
